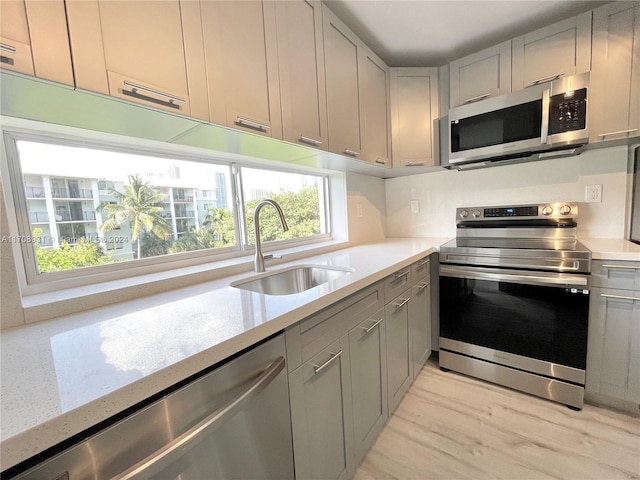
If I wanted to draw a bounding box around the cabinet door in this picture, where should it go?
[275,0,328,149]
[409,280,431,380]
[201,0,282,138]
[349,311,387,465]
[385,290,412,414]
[449,41,511,108]
[586,288,640,404]
[323,5,362,159]
[289,338,353,480]
[1,0,73,85]
[66,0,191,115]
[512,12,591,90]
[590,3,640,143]
[359,44,391,166]
[390,68,439,168]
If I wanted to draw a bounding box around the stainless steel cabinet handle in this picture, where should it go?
[392,270,410,281]
[541,89,550,144]
[375,158,387,165]
[112,356,286,480]
[601,264,640,270]
[236,116,271,132]
[601,293,640,302]
[598,129,638,138]
[361,318,383,334]
[417,282,429,291]
[419,259,430,266]
[406,162,425,166]
[123,81,185,104]
[298,135,322,146]
[343,149,360,157]
[464,92,491,104]
[393,297,410,308]
[312,350,343,374]
[0,43,17,54]
[528,73,564,87]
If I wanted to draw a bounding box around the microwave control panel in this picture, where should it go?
[549,88,587,134]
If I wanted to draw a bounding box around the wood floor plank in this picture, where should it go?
[355,359,640,480]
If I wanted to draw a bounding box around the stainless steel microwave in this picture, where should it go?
[448,72,590,169]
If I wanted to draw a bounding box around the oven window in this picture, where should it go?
[440,277,589,370]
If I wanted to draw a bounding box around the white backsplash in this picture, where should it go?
[385,145,631,239]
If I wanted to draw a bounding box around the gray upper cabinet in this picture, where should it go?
[590,2,640,144]
[274,0,328,150]
[390,67,439,167]
[1,0,73,85]
[323,5,362,159]
[512,12,592,90]
[449,41,511,108]
[200,0,282,138]
[66,0,192,116]
[358,45,391,166]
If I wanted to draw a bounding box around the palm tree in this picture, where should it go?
[99,174,172,260]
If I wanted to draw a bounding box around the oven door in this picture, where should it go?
[439,265,590,380]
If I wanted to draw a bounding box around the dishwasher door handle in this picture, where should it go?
[112,356,286,480]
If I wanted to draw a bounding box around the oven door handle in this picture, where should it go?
[440,265,589,288]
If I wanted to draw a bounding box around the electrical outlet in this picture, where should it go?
[356,203,364,218]
[585,184,602,203]
[410,200,420,214]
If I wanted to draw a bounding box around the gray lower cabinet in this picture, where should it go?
[586,260,640,413]
[409,280,432,380]
[385,289,412,414]
[289,338,353,480]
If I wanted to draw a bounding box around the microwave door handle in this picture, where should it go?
[541,89,550,144]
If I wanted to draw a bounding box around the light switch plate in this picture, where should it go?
[410,200,420,214]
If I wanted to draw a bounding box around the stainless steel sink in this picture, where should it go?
[231,265,354,295]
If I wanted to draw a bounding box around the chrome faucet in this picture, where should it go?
[253,199,289,273]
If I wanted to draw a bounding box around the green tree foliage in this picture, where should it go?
[99,174,172,259]
[168,208,235,253]
[245,187,321,244]
[33,228,115,272]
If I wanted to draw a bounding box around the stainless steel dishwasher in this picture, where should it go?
[6,333,294,480]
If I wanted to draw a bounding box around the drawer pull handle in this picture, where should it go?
[417,282,429,291]
[392,270,410,281]
[601,264,640,270]
[464,92,491,104]
[406,162,425,167]
[393,297,410,309]
[419,259,430,266]
[122,81,184,110]
[598,129,638,139]
[601,293,640,302]
[528,73,564,87]
[375,158,387,165]
[0,43,17,54]
[361,318,383,334]
[236,116,271,132]
[312,350,343,374]
[299,135,322,146]
[343,149,360,157]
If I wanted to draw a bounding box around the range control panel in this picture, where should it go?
[456,202,578,223]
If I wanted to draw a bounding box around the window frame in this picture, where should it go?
[1,129,333,296]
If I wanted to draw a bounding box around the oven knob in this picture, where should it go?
[559,204,572,215]
[472,209,482,218]
[459,209,469,218]
[542,206,554,216]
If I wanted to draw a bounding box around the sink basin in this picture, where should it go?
[231,265,354,295]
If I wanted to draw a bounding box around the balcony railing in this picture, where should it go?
[51,188,94,199]
[173,195,194,203]
[29,212,49,223]
[55,211,97,222]
[25,186,45,198]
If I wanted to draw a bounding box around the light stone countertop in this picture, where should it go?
[0,238,449,471]
[579,238,640,261]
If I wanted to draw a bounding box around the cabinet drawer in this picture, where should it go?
[410,257,431,283]
[286,282,383,371]
[591,260,640,290]
[384,267,412,302]
[0,36,33,76]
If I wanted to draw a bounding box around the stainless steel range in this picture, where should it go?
[439,202,591,409]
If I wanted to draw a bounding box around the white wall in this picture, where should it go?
[346,172,387,244]
[385,145,631,239]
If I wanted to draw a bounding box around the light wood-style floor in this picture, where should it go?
[355,358,640,480]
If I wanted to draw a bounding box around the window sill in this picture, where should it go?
[21,240,351,324]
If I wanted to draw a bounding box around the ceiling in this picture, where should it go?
[324,0,610,67]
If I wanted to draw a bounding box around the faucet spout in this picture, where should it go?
[253,199,289,273]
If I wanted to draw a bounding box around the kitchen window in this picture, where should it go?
[2,136,331,290]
